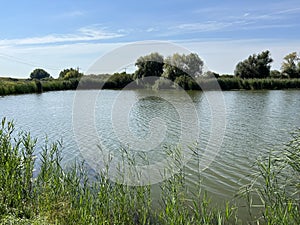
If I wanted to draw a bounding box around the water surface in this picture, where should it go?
[1,90,300,202]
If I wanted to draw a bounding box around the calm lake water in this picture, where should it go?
[1,89,300,203]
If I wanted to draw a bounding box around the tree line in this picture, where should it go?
[29,67,83,80]
[28,51,300,81]
[235,51,300,79]
[1,50,300,96]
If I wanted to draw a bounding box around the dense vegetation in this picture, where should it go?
[30,69,51,80]
[59,68,83,80]
[1,51,300,95]
[234,51,273,79]
[0,118,299,224]
[2,75,300,96]
[0,72,134,96]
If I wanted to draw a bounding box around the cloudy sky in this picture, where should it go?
[0,0,299,77]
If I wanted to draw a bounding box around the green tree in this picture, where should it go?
[105,72,133,88]
[133,53,164,80]
[30,68,50,80]
[162,53,204,81]
[59,68,83,80]
[270,70,281,78]
[174,75,199,90]
[234,50,273,78]
[203,71,220,78]
[281,52,300,78]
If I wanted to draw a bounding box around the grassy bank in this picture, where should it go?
[0,73,134,96]
[0,118,299,224]
[217,77,300,90]
[1,76,300,96]
[0,78,79,95]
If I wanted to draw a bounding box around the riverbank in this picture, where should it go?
[1,75,300,96]
[0,118,299,224]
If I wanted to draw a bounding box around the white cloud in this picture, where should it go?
[234,6,300,22]
[192,3,300,30]
[161,21,235,36]
[1,38,299,78]
[274,7,300,15]
[164,20,254,36]
[0,26,125,46]
[175,21,232,32]
[146,28,157,32]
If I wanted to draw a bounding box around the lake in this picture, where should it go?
[1,89,300,204]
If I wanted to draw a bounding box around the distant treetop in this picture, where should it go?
[59,68,83,80]
[30,68,51,80]
[234,50,273,79]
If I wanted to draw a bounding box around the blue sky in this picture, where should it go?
[0,0,300,77]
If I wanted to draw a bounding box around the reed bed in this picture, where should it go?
[0,118,299,224]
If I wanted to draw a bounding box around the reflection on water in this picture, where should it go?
[1,90,300,200]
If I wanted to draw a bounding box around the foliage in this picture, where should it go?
[174,75,200,90]
[1,119,300,224]
[162,53,204,81]
[234,51,273,78]
[281,52,300,78]
[134,53,164,80]
[153,78,174,90]
[203,71,220,78]
[41,79,79,92]
[1,76,300,96]
[217,77,300,90]
[0,78,38,95]
[239,130,300,224]
[0,118,238,224]
[59,68,83,80]
[30,68,51,80]
[270,70,281,78]
[217,77,242,90]
[104,72,134,89]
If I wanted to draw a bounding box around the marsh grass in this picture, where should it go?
[1,76,300,96]
[0,78,79,96]
[216,77,300,90]
[0,79,38,95]
[0,118,299,224]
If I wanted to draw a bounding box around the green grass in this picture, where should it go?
[238,131,300,224]
[0,78,38,95]
[216,77,300,90]
[0,78,79,96]
[0,74,134,96]
[1,76,300,96]
[0,118,299,224]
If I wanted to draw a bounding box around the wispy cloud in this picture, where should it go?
[166,21,234,35]
[164,20,252,36]
[273,7,300,15]
[146,27,158,32]
[241,24,297,30]
[245,4,300,20]
[175,22,231,32]
[193,3,300,25]
[0,26,125,46]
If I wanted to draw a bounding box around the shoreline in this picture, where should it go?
[1,75,300,96]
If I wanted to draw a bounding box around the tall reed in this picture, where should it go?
[1,118,299,224]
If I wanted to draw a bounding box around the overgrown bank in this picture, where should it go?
[2,50,300,95]
[0,118,299,224]
[1,75,300,96]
